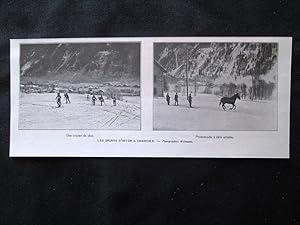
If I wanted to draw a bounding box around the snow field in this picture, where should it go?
[19,93,141,130]
[153,93,277,131]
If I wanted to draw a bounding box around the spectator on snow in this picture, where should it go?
[98,94,104,106]
[166,93,170,105]
[174,93,179,106]
[188,93,192,108]
[64,92,71,104]
[56,93,62,108]
[92,95,96,105]
[112,96,117,106]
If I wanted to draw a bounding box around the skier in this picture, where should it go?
[188,93,192,108]
[92,95,96,105]
[98,94,104,106]
[166,93,170,105]
[64,92,71,104]
[87,94,90,101]
[56,92,62,108]
[112,96,117,106]
[174,92,179,106]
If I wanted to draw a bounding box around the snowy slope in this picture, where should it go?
[153,93,277,131]
[19,93,140,130]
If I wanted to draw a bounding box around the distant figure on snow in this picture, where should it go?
[64,92,71,104]
[56,93,62,108]
[98,94,104,106]
[87,94,90,101]
[188,93,192,108]
[112,96,117,106]
[174,93,179,106]
[166,93,170,105]
[92,95,96,105]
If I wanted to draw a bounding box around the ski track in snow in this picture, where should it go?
[19,93,140,130]
[154,93,277,131]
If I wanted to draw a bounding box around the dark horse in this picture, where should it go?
[219,93,241,111]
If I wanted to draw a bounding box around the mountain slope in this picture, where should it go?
[154,42,277,82]
[20,43,140,83]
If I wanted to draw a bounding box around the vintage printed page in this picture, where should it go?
[10,37,291,157]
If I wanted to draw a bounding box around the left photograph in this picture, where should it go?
[19,42,141,130]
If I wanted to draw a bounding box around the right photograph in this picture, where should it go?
[153,42,278,131]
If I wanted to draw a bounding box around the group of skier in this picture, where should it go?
[165,92,193,108]
[55,92,71,107]
[87,94,117,106]
[55,92,117,108]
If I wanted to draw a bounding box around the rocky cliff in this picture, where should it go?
[20,43,140,83]
[154,42,277,83]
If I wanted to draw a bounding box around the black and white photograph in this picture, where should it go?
[153,42,278,131]
[18,42,141,130]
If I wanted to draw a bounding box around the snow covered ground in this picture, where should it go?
[19,93,140,130]
[153,93,277,131]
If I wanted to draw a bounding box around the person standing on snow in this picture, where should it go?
[112,96,117,106]
[56,93,62,108]
[174,92,179,106]
[92,95,96,105]
[166,93,170,105]
[188,93,192,108]
[64,92,71,104]
[98,94,104,106]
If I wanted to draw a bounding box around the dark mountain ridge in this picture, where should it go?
[154,42,277,81]
[20,43,140,84]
